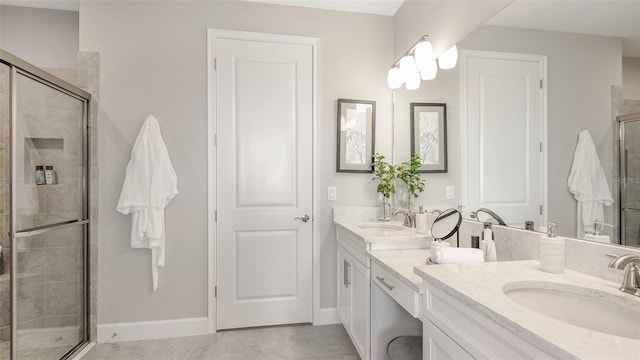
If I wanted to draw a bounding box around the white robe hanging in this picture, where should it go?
[568,129,613,237]
[116,115,178,291]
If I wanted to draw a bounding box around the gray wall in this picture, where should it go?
[623,57,640,100]
[0,5,78,69]
[79,0,393,324]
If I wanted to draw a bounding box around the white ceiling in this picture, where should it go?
[487,0,640,57]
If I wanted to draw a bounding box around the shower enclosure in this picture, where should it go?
[619,112,640,248]
[0,50,90,359]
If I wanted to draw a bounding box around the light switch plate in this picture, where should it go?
[328,186,337,201]
[446,186,455,200]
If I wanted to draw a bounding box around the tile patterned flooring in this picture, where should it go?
[81,324,358,360]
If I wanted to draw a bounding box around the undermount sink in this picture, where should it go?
[357,223,405,231]
[503,281,640,340]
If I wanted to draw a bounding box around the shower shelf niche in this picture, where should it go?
[23,137,64,185]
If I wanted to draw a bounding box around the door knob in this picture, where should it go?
[294,215,310,222]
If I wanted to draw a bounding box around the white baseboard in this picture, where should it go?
[97,317,209,343]
[313,307,340,325]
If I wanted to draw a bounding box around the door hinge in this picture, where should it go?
[215,210,218,222]
[540,205,543,215]
[214,58,217,71]
[540,79,543,89]
[213,134,217,147]
[540,142,543,152]
[214,286,217,298]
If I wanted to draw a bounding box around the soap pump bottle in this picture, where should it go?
[415,206,428,234]
[539,222,565,273]
[481,222,497,262]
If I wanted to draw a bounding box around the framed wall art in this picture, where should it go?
[410,102,447,173]
[336,99,375,173]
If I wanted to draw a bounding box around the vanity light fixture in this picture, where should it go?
[438,45,458,70]
[405,71,421,90]
[420,59,438,80]
[387,35,459,90]
[399,55,417,82]
[387,67,404,89]
[414,40,434,70]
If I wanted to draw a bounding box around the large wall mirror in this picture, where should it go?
[393,0,640,249]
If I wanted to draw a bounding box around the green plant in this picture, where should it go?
[371,153,396,199]
[396,154,426,208]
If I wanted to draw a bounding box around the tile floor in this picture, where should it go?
[80,324,358,360]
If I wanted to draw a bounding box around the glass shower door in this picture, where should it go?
[621,117,640,247]
[0,61,12,360]
[11,69,88,359]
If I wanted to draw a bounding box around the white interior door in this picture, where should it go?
[462,51,546,229]
[215,35,313,330]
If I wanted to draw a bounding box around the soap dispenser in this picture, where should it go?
[539,222,565,273]
[481,222,497,262]
[415,206,428,234]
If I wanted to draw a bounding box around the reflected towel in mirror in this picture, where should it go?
[568,130,613,237]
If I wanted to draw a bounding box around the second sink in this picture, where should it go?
[503,281,640,340]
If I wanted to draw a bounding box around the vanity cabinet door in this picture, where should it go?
[337,245,352,329]
[423,319,473,360]
[350,257,370,360]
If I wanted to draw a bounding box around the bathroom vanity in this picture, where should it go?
[334,217,430,359]
[333,208,640,360]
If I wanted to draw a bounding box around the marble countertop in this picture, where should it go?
[334,219,431,243]
[414,260,640,360]
[368,249,431,292]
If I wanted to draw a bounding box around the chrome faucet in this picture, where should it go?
[392,209,415,228]
[607,253,640,297]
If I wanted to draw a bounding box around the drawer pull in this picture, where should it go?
[376,276,395,291]
[344,260,351,287]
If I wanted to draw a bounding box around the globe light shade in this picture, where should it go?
[420,60,438,80]
[405,71,421,90]
[399,55,417,80]
[414,40,434,71]
[438,45,458,70]
[387,67,404,89]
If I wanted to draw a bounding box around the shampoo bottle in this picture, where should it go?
[35,166,45,185]
[415,206,428,234]
[539,222,565,273]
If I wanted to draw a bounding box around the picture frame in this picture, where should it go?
[410,102,447,173]
[336,99,376,173]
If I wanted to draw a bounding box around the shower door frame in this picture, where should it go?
[1,50,91,360]
[618,112,640,247]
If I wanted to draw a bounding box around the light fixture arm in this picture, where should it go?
[390,35,430,68]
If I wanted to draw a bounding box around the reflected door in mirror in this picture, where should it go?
[462,51,545,229]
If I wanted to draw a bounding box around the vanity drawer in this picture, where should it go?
[372,262,420,317]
